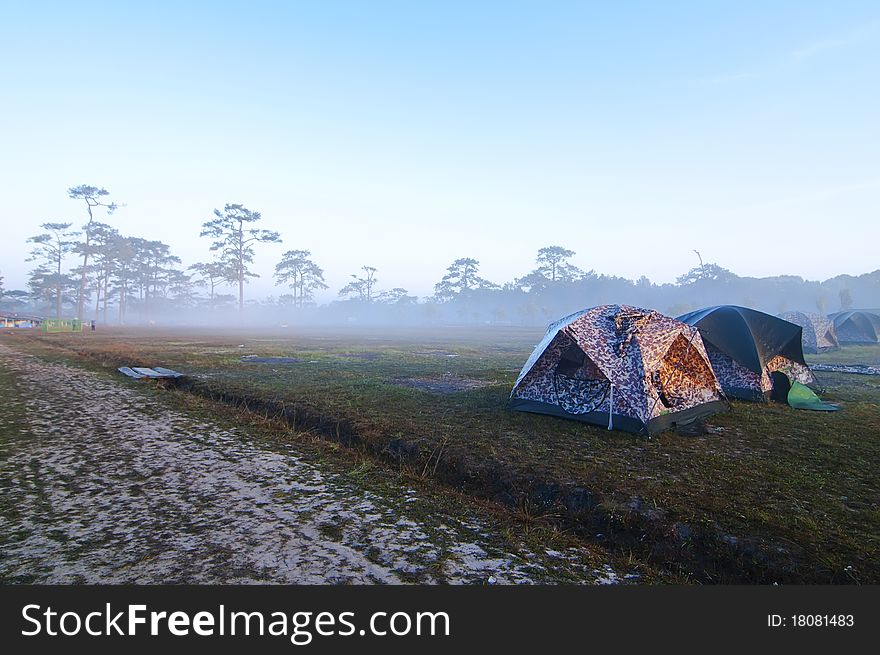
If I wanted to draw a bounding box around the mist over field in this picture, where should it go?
[3,197,879,329]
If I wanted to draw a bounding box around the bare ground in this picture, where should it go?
[0,343,623,584]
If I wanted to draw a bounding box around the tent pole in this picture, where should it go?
[607,384,614,430]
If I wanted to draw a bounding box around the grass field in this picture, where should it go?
[4,325,878,584]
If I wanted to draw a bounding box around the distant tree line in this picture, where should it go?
[3,183,879,325]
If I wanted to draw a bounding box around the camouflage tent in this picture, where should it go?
[510,305,728,435]
[779,311,839,353]
[678,305,815,401]
[829,311,880,344]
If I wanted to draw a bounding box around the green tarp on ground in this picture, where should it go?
[787,382,840,411]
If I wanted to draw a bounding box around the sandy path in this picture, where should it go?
[0,343,614,584]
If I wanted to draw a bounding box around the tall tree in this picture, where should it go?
[274,250,328,308]
[166,270,198,309]
[110,236,137,324]
[27,222,80,318]
[676,262,735,285]
[200,204,281,312]
[513,271,550,293]
[535,246,581,282]
[0,289,29,310]
[69,184,118,320]
[133,239,182,318]
[189,261,231,311]
[377,287,416,304]
[434,258,496,301]
[83,222,121,323]
[339,266,378,302]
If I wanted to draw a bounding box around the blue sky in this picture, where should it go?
[1,1,878,299]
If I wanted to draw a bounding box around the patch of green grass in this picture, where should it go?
[0,365,29,450]
[808,345,880,366]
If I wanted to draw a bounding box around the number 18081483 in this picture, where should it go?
[793,615,854,627]
[768,614,854,627]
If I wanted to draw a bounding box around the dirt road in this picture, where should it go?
[0,343,619,584]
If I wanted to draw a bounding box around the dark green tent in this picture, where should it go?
[677,305,815,401]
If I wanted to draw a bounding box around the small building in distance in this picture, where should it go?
[0,313,44,328]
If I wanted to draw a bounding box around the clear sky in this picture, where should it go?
[1,1,878,301]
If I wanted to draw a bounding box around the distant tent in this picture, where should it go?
[779,311,839,353]
[677,305,815,401]
[829,311,880,344]
[510,305,728,435]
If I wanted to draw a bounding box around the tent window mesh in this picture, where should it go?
[553,345,610,414]
[554,375,611,414]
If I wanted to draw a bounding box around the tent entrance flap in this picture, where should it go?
[654,333,720,412]
[552,344,611,415]
[787,382,841,411]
